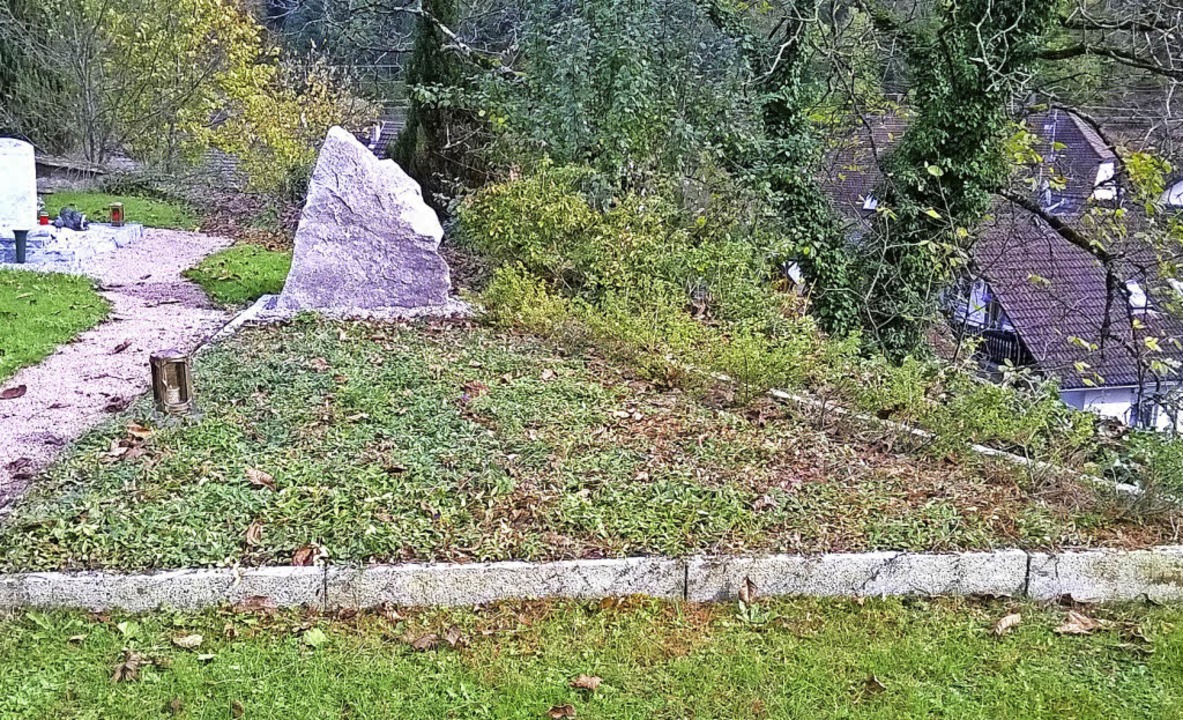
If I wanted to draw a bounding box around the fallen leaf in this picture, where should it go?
[310,357,330,372]
[738,577,757,604]
[863,675,887,695]
[570,675,602,691]
[233,595,277,614]
[302,627,329,648]
[165,697,184,715]
[540,369,556,381]
[104,397,131,413]
[1055,610,1107,636]
[409,633,439,651]
[110,650,143,683]
[0,385,27,400]
[231,700,245,718]
[67,634,87,645]
[245,467,276,491]
[111,340,132,354]
[443,625,466,648]
[126,423,154,440]
[292,544,318,566]
[245,520,264,547]
[172,634,204,650]
[5,457,35,480]
[993,612,1022,637]
[547,704,576,719]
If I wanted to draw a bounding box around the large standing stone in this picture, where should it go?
[0,139,37,234]
[279,126,452,311]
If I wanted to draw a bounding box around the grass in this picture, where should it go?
[183,244,292,307]
[2,317,1174,572]
[44,191,198,231]
[2,597,1182,718]
[0,269,109,382]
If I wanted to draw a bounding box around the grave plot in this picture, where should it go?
[1,317,1175,573]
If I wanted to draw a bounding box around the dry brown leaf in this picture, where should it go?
[863,675,887,695]
[126,423,154,440]
[172,634,204,650]
[231,700,245,718]
[245,520,264,547]
[67,634,87,645]
[1055,610,1106,636]
[111,340,132,354]
[570,675,603,691]
[0,385,27,400]
[409,633,440,651]
[111,650,143,683]
[540,369,556,381]
[165,697,184,715]
[245,467,276,491]
[443,625,466,648]
[233,595,277,614]
[738,577,757,604]
[292,544,317,566]
[310,357,330,372]
[547,704,577,719]
[993,612,1022,637]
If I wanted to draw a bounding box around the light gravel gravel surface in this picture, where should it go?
[0,230,232,511]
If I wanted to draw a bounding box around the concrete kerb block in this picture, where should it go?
[4,566,325,612]
[1027,547,1183,602]
[687,550,1029,601]
[325,557,685,609]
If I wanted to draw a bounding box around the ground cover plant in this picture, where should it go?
[0,317,1174,572]
[183,244,292,307]
[2,597,1182,718]
[0,269,109,382]
[43,192,198,231]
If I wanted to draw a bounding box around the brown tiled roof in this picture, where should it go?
[1026,109,1118,216]
[974,202,1183,389]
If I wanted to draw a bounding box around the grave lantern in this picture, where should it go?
[110,202,125,227]
[150,349,195,415]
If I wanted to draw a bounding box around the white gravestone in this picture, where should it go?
[0,139,37,233]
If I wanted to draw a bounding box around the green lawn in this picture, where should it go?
[0,270,109,381]
[1,317,1171,572]
[44,191,198,230]
[183,244,291,307]
[2,598,1181,718]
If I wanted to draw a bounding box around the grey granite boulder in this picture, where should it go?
[278,126,452,311]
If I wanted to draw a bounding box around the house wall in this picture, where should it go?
[1060,386,1183,431]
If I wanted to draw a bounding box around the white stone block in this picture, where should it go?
[687,550,1028,601]
[325,558,685,609]
[1027,547,1183,602]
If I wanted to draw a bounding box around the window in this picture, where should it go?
[1164,179,1183,208]
[1126,280,1150,314]
[1092,161,1117,201]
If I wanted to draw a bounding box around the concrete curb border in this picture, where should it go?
[3,547,1183,612]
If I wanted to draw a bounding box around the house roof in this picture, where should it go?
[974,202,1183,389]
[1027,109,1118,216]
[820,109,1183,390]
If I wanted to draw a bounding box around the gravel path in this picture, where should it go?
[0,230,232,511]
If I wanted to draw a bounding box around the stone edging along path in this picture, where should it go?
[2,547,1182,612]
